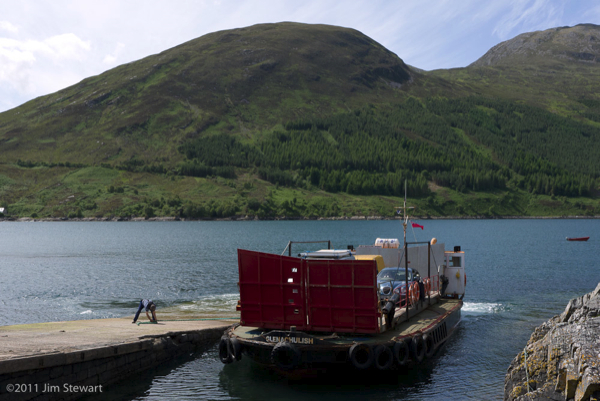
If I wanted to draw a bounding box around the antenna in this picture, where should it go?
[395,180,414,247]
[394,179,415,321]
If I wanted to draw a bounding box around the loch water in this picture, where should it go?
[1,219,600,400]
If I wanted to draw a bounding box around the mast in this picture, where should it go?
[396,180,413,320]
[403,183,407,250]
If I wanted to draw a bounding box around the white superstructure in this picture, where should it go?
[444,248,466,297]
[355,242,445,278]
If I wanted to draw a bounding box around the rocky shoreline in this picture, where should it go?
[504,282,600,401]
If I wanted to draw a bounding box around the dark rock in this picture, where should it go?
[504,282,600,401]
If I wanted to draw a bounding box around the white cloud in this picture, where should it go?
[0,21,18,34]
[0,38,37,94]
[103,42,125,65]
[43,33,91,60]
[0,32,91,98]
[581,5,600,23]
[0,38,36,63]
[492,0,563,39]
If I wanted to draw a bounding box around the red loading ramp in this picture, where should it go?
[238,249,305,329]
[305,258,380,333]
[238,249,380,333]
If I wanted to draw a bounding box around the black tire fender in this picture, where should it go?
[271,342,301,370]
[393,339,409,366]
[228,337,243,361]
[219,337,233,364]
[410,334,425,363]
[349,343,374,370]
[374,345,394,370]
[423,333,435,359]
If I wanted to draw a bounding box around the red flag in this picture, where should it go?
[411,222,424,230]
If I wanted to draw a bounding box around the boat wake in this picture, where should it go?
[174,293,239,315]
[462,302,506,315]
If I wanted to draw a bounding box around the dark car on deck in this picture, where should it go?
[377,267,421,305]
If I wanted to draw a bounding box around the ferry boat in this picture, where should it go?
[219,200,466,372]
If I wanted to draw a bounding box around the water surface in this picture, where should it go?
[1,219,599,400]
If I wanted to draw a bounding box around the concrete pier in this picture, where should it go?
[0,317,236,400]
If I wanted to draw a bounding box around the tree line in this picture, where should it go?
[176,96,600,197]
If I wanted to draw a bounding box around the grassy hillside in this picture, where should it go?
[0,22,412,166]
[1,22,600,219]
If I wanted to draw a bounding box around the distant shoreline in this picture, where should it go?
[1,215,599,222]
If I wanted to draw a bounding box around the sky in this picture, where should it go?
[0,0,599,113]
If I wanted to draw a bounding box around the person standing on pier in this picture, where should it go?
[132,299,157,323]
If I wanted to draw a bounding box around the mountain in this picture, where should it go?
[1,22,600,220]
[429,24,600,110]
[470,23,600,67]
[0,22,412,166]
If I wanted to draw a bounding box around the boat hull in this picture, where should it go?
[221,298,462,372]
[566,237,589,241]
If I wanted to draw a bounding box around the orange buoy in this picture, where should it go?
[423,278,431,294]
[409,281,420,305]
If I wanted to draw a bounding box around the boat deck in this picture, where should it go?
[233,298,461,346]
[380,298,461,343]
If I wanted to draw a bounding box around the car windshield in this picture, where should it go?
[378,269,411,282]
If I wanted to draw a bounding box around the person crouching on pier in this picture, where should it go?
[132,299,157,323]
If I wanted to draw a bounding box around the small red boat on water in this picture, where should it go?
[566,237,590,242]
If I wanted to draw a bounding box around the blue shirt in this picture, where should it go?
[133,299,154,322]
